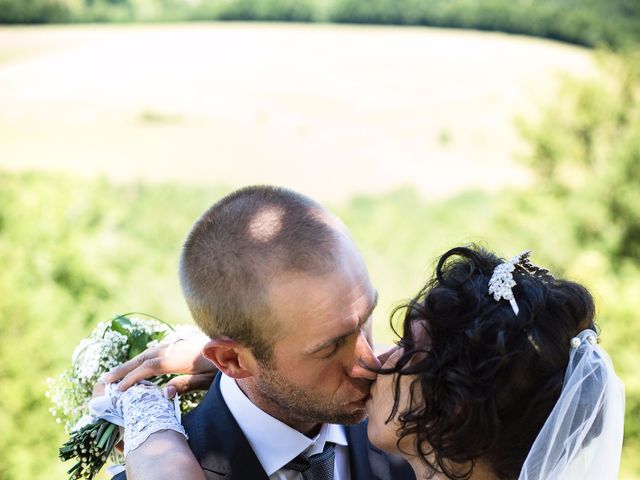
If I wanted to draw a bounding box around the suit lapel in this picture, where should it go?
[183,374,269,480]
[345,422,391,480]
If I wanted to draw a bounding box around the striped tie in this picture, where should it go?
[284,442,335,480]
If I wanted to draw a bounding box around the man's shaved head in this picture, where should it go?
[180,186,345,360]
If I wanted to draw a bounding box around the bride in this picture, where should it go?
[101,245,625,479]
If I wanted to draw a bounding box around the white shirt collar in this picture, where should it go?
[220,373,348,476]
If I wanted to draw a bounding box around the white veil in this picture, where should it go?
[518,329,625,480]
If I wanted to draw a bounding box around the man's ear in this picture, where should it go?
[202,339,256,379]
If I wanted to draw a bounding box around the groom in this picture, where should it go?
[113,186,414,480]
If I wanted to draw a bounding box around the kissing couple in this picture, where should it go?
[99,186,624,480]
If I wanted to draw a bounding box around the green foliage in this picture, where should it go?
[517,50,640,478]
[519,51,640,263]
[0,0,72,23]
[0,173,225,479]
[215,0,315,22]
[1,0,640,50]
[328,0,640,48]
[333,0,640,49]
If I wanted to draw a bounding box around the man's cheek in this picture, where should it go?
[296,363,340,386]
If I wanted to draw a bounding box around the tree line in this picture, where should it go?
[1,0,639,50]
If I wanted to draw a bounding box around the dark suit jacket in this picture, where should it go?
[114,374,415,480]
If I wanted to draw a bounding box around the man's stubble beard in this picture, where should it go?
[255,362,369,426]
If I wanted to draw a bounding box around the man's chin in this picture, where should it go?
[333,391,372,424]
[334,406,368,425]
[346,410,368,425]
[305,403,368,425]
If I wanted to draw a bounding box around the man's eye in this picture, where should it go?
[321,338,345,358]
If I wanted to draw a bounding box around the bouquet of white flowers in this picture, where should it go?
[46,313,204,480]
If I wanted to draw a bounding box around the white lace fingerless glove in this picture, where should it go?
[92,382,188,457]
[118,383,188,457]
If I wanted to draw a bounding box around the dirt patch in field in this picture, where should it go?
[0,23,597,202]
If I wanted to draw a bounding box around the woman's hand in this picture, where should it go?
[103,335,217,396]
[90,381,203,479]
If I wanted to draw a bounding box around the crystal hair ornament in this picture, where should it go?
[488,251,532,315]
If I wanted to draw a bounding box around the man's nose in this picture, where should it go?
[348,332,381,380]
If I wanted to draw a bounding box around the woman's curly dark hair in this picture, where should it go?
[385,245,596,480]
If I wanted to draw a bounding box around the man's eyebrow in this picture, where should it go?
[306,291,379,355]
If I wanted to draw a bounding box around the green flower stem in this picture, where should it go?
[97,423,117,449]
